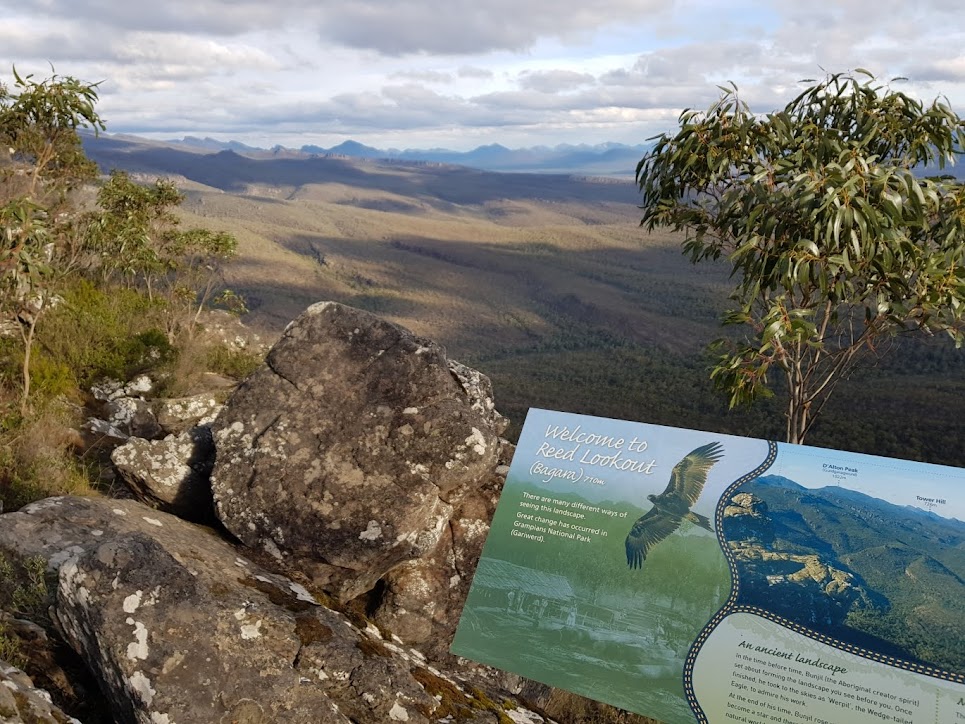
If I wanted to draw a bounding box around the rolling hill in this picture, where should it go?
[79,133,965,463]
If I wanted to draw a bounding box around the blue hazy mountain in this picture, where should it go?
[163,136,650,176]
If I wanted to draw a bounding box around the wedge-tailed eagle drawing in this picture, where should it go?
[625,441,724,569]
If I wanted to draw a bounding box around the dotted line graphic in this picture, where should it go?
[683,440,778,723]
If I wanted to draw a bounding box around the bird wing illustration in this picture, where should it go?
[625,441,724,568]
[662,441,725,507]
[625,506,684,569]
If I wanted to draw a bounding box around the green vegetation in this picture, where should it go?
[0,552,48,668]
[101,129,965,468]
[730,476,965,675]
[638,72,965,444]
[0,67,255,512]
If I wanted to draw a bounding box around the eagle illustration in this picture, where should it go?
[625,441,724,569]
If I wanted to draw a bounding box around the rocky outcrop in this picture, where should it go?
[0,301,561,722]
[0,659,80,724]
[0,496,547,724]
[210,302,507,604]
[721,491,773,546]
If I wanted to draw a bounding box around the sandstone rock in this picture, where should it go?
[0,497,544,724]
[90,375,153,402]
[210,302,503,601]
[111,426,216,521]
[153,394,221,435]
[103,397,163,439]
[0,659,81,724]
[79,417,128,453]
[371,443,511,659]
[0,610,106,724]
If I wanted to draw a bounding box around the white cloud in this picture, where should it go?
[2,0,963,150]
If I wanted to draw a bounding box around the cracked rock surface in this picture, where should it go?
[210,302,505,602]
[0,496,538,724]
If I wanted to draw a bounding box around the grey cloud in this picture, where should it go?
[518,70,596,94]
[905,58,965,84]
[34,0,664,55]
[34,0,313,36]
[316,0,665,55]
[390,70,454,84]
[457,66,494,79]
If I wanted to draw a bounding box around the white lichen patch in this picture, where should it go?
[459,519,489,541]
[362,692,376,704]
[126,619,150,660]
[123,590,143,613]
[107,398,138,428]
[507,708,546,724]
[240,620,263,640]
[21,497,64,514]
[128,670,155,706]
[112,507,128,516]
[150,712,172,724]
[49,545,85,569]
[287,581,317,604]
[449,574,461,589]
[389,701,410,721]
[127,375,153,395]
[84,418,128,439]
[402,407,419,415]
[465,427,487,456]
[142,517,163,527]
[261,538,284,560]
[58,559,90,609]
[359,520,383,541]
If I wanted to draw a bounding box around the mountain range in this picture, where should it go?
[164,136,651,176]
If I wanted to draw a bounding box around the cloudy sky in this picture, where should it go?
[3,0,965,151]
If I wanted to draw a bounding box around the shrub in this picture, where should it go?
[205,344,263,380]
[36,280,171,387]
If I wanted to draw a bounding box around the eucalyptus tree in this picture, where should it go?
[637,72,965,444]
[0,67,104,409]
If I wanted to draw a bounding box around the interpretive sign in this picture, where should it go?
[451,409,965,724]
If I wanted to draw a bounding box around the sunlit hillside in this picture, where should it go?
[83,136,965,463]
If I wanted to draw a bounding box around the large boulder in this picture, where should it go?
[0,497,543,724]
[210,302,506,601]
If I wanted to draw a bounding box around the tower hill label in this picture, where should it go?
[451,409,965,724]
